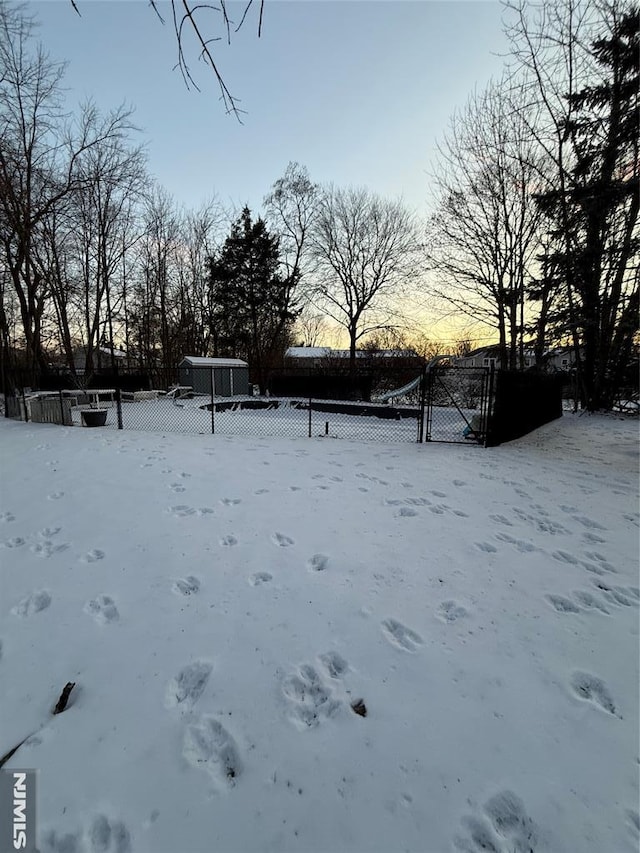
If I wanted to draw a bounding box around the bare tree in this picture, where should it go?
[426,80,546,369]
[293,309,329,347]
[310,186,419,373]
[264,161,319,316]
[174,199,226,357]
[504,0,639,408]
[64,107,147,374]
[0,3,141,376]
[68,0,265,119]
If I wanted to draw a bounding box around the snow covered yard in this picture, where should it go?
[0,413,638,853]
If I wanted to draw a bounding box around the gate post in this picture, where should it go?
[484,365,496,447]
[418,365,427,443]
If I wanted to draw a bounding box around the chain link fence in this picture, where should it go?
[2,362,566,446]
[2,365,425,444]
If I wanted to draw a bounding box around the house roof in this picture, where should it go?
[180,356,248,368]
[285,347,420,359]
[285,347,333,358]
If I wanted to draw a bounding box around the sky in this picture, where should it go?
[32,1,511,217]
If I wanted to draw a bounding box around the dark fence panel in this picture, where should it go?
[2,360,564,447]
[424,367,491,444]
[486,370,563,446]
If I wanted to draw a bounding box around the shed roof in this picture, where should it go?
[180,356,248,368]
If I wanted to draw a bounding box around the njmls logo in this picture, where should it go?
[12,773,27,850]
[0,769,36,853]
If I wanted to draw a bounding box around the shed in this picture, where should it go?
[178,356,250,397]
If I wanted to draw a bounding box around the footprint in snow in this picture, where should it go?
[220,498,241,506]
[282,664,341,729]
[552,550,579,565]
[583,531,606,544]
[583,551,617,572]
[85,595,119,624]
[183,716,241,787]
[1,537,25,548]
[437,600,469,622]
[173,576,200,596]
[397,507,418,517]
[493,533,537,552]
[30,540,68,558]
[0,511,16,522]
[489,514,513,526]
[165,661,212,709]
[308,553,329,572]
[272,532,294,547]
[570,671,617,716]
[475,542,497,554]
[80,549,105,563]
[47,492,65,501]
[454,790,537,853]
[626,809,640,838]
[198,507,215,516]
[11,590,51,617]
[39,527,61,538]
[581,561,609,576]
[381,618,423,652]
[572,515,607,530]
[88,814,132,853]
[590,579,639,608]
[42,815,132,853]
[318,651,348,679]
[545,594,581,614]
[249,572,272,586]
[169,483,186,493]
[167,505,196,517]
[220,535,237,547]
[573,590,610,614]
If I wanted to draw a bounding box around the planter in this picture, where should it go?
[81,409,108,427]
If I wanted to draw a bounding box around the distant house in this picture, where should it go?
[544,347,579,372]
[283,347,334,369]
[454,345,503,369]
[284,347,423,370]
[454,345,538,370]
[71,345,127,374]
[178,356,250,397]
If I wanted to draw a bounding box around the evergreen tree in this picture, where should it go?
[207,207,298,392]
[535,8,639,409]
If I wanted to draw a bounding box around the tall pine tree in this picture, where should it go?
[207,207,298,392]
[535,7,639,409]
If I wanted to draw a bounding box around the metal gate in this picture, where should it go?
[423,366,492,444]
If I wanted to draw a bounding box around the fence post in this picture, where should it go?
[115,365,123,430]
[59,389,65,426]
[22,387,28,423]
[418,365,427,443]
[210,369,215,435]
[308,395,312,438]
[484,365,496,447]
[1,359,8,418]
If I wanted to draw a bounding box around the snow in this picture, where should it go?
[284,347,333,358]
[0,412,638,853]
[180,357,248,367]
